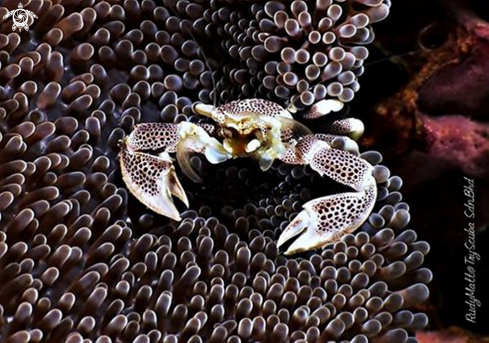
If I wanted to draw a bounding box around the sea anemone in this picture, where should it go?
[0,0,429,341]
[195,0,391,108]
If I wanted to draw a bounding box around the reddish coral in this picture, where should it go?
[365,0,489,173]
[422,115,489,177]
[357,0,489,336]
[417,327,489,343]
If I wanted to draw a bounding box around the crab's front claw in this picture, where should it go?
[177,122,231,183]
[277,210,312,254]
[278,187,376,255]
[120,142,188,221]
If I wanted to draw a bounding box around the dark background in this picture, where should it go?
[352,0,489,335]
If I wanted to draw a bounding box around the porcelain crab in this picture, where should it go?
[119,98,377,255]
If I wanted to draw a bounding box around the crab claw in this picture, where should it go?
[120,141,188,221]
[177,122,231,183]
[277,187,376,255]
[302,99,345,119]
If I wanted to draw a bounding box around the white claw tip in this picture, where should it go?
[205,141,231,164]
[315,99,344,115]
[193,103,216,117]
[277,210,311,252]
[349,118,365,140]
[245,139,261,153]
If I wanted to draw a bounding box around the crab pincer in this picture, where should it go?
[120,136,188,221]
[119,122,229,221]
[277,137,377,254]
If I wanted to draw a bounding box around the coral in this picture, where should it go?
[417,327,489,343]
[347,0,489,335]
[422,115,489,177]
[362,0,489,175]
[0,0,430,342]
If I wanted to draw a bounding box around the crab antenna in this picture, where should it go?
[200,49,218,107]
[362,48,423,67]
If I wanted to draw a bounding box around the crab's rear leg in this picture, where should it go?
[278,136,377,255]
[315,117,365,154]
[301,99,365,152]
[120,122,229,221]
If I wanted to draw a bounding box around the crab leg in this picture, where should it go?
[124,122,216,152]
[324,118,365,141]
[120,122,229,221]
[278,136,377,255]
[301,99,345,119]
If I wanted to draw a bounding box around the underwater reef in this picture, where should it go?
[8,0,487,341]
[351,0,489,339]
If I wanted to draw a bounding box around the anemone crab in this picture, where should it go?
[119,98,377,255]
